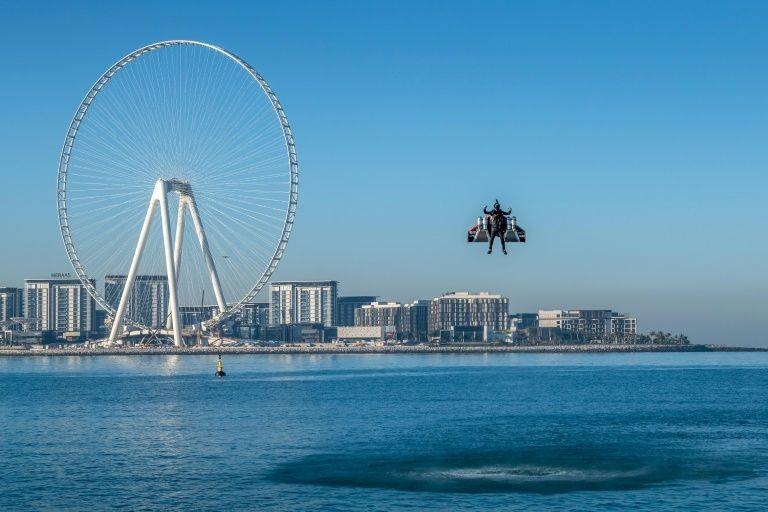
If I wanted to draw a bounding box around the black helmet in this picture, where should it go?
[493,199,501,210]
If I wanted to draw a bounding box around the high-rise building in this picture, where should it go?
[24,277,96,337]
[0,287,23,326]
[337,296,377,326]
[429,291,509,337]
[538,309,637,338]
[105,275,169,328]
[270,281,338,326]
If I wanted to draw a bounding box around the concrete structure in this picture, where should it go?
[0,287,23,326]
[538,309,637,339]
[336,325,387,342]
[270,281,338,327]
[429,291,509,337]
[337,296,377,326]
[105,275,169,328]
[24,277,96,338]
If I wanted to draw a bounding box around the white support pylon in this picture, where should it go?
[109,179,226,346]
[168,199,186,330]
[185,192,227,316]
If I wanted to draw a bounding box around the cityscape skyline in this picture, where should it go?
[1,272,643,348]
[0,2,766,346]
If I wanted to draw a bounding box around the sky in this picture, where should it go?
[0,1,766,346]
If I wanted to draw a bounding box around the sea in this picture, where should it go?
[1,352,767,511]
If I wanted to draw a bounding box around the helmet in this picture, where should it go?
[493,199,501,210]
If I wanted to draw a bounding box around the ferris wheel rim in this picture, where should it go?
[56,39,299,330]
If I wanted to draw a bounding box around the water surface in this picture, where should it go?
[1,353,766,510]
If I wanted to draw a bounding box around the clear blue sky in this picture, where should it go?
[0,1,766,345]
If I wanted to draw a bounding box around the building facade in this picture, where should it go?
[354,300,430,341]
[336,325,386,342]
[179,305,220,329]
[429,291,509,337]
[538,309,637,339]
[406,300,430,342]
[0,287,23,326]
[104,275,169,328]
[24,277,96,337]
[355,301,409,339]
[337,296,377,326]
[269,281,338,327]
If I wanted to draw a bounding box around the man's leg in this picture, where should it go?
[488,234,495,254]
[501,234,507,254]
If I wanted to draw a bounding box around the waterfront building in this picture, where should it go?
[0,287,23,326]
[24,277,95,338]
[407,300,430,342]
[259,323,326,344]
[538,309,637,339]
[428,291,509,337]
[179,305,220,329]
[510,313,539,330]
[337,296,377,326]
[336,325,387,342]
[269,281,337,327]
[240,302,270,326]
[232,302,270,339]
[440,325,489,344]
[354,300,430,341]
[93,309,107,336]
[104,275,169,328]
[355,302,408,333]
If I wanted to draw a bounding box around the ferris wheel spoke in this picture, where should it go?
[58,40,298,337]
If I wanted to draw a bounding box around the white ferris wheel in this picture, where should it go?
[56,40,298,346]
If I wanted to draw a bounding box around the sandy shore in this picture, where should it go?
[0,343,763,357]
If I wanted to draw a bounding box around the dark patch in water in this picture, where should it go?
[267,444,754,494]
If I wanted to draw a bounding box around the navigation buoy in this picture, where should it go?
[215,354,226,377]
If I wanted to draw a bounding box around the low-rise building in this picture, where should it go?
[429,291,509,338]
[259,323,326,344]
[336,325,388,342]
[538,309,637,339]
[337,296,377,326]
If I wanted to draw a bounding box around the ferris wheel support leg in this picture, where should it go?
[108,189,158,344]
[168,199,187,330]
[158,183,184,347]
[186,195,227,319]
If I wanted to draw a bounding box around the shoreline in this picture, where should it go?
[0,343,764,357]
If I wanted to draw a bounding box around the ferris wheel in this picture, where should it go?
[56,40,298,346]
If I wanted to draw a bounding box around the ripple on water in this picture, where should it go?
[267,445,755,494]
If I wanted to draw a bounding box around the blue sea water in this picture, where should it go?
[1,352,767,511]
